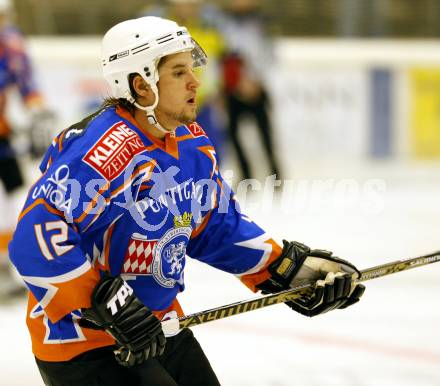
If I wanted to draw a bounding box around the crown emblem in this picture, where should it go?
[174,212,193,228]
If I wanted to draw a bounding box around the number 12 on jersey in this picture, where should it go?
[34,221,74,260]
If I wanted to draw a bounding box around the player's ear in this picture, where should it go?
[131,74,153,100]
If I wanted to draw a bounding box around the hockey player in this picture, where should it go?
[8,16,365,386]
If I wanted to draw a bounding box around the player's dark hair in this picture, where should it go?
[101,73,137,115]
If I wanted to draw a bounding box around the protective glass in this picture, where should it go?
[191,39,208,67]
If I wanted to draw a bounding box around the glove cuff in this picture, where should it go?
[257,240,310,293]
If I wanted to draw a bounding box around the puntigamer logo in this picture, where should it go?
[83,121,145,180]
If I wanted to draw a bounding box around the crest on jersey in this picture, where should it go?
[122,226,192,288]
[122,233,156,275]
[152,226,192,288]
[187,122,207,138]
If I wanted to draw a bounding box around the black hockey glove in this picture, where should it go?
[257,240,365,317]
[80,275,166,367]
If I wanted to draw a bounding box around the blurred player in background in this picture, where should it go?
[0,0,54,300]
[219,0,281,180]
[9,16,365,385]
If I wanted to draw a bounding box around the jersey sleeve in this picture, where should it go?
[8,155,111,323]
[186,172,282,292]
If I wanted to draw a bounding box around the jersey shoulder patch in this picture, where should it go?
[186,122,207,139]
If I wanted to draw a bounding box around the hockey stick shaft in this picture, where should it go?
[161,251,440,335]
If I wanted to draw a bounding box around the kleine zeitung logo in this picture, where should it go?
[83,121,145,180]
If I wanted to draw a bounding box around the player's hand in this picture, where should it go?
[80,275,166,366]
[257,240,365,317]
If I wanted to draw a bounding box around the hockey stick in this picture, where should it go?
[161,251,440,335]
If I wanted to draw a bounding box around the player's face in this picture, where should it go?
[155,51,201,128]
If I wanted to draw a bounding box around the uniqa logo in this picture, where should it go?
[31,164,73,213]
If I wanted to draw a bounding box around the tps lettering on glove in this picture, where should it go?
[106,280,133,315]
[80,275,166,366]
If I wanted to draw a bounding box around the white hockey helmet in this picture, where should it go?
[101,16,207,132]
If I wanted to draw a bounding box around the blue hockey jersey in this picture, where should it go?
[9,105,281,361]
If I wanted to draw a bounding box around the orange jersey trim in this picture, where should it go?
[191,210,213,239]
[74,161,155,228]
[197,145,218,179]
[75,181,110,223]
[115,106,181,159]
[29,295,185,362]
[58,129,67,152]
[27,292,115,362]
[145,143,158,152]
[153,298,185,320]
[240,239,282,292]
[44,267,100,323]
[176,134,193,143]
[165,132,179,159]
[18,199,64,222]
[108,162,155,198]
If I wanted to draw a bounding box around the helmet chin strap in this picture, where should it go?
[124,86,173,135]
